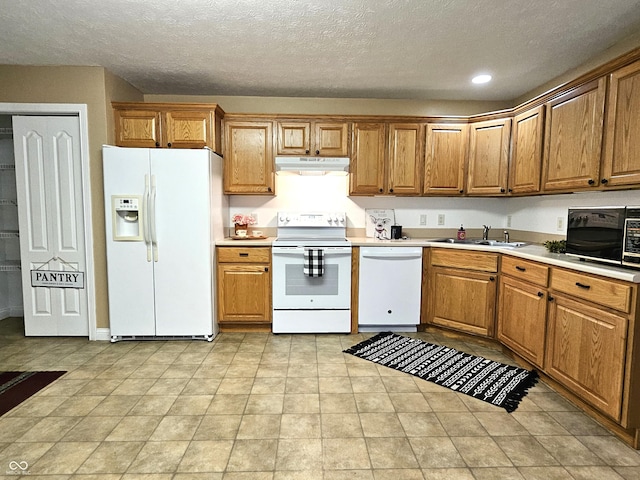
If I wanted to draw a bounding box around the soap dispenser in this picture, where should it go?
[457,224,466,240]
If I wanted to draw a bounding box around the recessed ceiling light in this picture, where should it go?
[472,74,492,84]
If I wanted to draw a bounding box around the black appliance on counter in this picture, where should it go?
[566,206,640,269]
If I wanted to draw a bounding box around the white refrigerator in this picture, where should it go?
[102,146,228,341]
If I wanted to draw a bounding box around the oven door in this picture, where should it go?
[272,246,352,310]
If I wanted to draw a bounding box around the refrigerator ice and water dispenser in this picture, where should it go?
[111,195,143,241]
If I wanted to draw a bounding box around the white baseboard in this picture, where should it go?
[95,328,111,341]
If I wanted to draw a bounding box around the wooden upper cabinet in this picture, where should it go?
[164,110,212,149]
[542,78,606,191]
[114,109,161,148]
[509,106,544,194]
[315,122,349,156]
[223,120,275,195]
[112,102,224,153]
[277,122,311,155]
[388,123,422,195]
[350,123,386,195]
[277,120,348,156]
[424,123,468,195]
[467,118,511,195]
[601,59,640,188]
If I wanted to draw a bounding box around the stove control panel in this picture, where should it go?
[277,212,346,227]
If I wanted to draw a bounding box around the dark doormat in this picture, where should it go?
[0,371,66,416]
[344,332,538,412]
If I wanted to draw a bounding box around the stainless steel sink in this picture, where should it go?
[432,238,527,248]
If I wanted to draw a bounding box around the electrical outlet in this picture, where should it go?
[437,214,445,226]
[419,214,427,226]
[507,215,512,228]
[557,216,564,231]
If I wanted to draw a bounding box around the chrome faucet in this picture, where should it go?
[503,230,509,243]
[482,225,491,241]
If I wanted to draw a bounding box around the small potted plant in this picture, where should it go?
[232,213,256,236]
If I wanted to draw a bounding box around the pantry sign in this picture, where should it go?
[31,270,85,289]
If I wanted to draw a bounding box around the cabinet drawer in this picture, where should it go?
[217,247,271,263]
[501,255,549,287]
[551,268,633,313]
[430,248,498,272]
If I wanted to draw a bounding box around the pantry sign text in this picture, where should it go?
[31,270,85,289]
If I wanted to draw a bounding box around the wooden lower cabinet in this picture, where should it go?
[545,294,627,421]
[427,249,498,337]
[498,276,547,368]
[216,247,272,331]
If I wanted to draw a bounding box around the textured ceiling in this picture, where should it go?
[1,0,640,101]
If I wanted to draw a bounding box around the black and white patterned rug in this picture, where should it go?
[344,331,538,412]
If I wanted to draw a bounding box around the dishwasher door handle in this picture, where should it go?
[361,253,422,259]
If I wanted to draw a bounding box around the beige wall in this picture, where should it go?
[0,65,143,329]
[144,94,510,117]
[514,31,640,106]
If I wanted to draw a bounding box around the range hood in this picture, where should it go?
[275,156,349,175]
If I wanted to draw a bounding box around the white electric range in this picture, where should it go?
[271,212,352,333]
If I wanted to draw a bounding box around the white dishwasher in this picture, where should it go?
[358,246,423,332]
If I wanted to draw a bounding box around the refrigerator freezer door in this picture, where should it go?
[103,147,156,336]
[150,149,213,337]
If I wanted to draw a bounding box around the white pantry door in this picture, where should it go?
[13,116,88,336]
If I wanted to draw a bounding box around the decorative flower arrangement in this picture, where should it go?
[232,213,256,226]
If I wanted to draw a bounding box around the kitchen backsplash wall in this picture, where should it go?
[228,175,640,237]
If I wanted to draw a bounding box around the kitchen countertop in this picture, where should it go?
[217,236,640,283]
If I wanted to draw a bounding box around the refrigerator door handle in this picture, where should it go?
[150,174,158,262]
[143,174,152,262]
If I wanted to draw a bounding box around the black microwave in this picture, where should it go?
[566,206,625,266]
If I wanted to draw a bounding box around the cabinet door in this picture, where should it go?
[498,276,547,368]
[350,123,386,195]
[217,264,271,322]
[224,121,274,194]
[509,106,544,194]
[315,122,349,156]
[424,123,468,195]
[601,60,640,187]
[428,266,497,337]
[545,295,627,420]
[277,121,311,155]
[163,110,211,149]
[388,123,422,195]
[114,109,162,148]
[467,118,511,195]
[542,78,606,191]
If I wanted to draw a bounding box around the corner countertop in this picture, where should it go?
[216,236,640,283]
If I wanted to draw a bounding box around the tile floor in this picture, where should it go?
[1,317,640,480]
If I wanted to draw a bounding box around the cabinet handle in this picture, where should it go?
[267,187,272,192]
[167,142,172,148]
[305,150,310,154]
[379,188,384,193]
[515,266,526,272]
[265,267,269,272]
[601,178,609,185]
[588,179,595,185]
[575,282,591,290]
[387,310,392,314]
[548,295,555,302]
[500,187,506,193]
[316,150,320,155]
[537,291,544,297]
[508,188,513,193]
[389,188,394,193]
[459,189,464,194]
[155,142,160,147]
[489,276,495,282]
[239,253,249,257]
